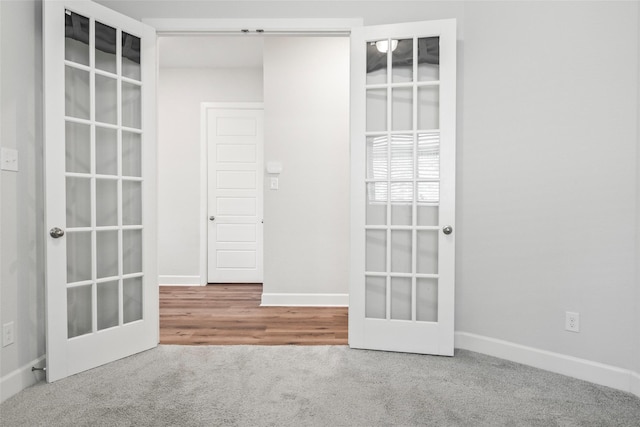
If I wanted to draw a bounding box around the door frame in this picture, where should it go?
[200,102,264,286]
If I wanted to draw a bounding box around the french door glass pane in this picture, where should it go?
[390,134,413,179]
[390,182,412,226]
[366,89,387,132]
[123,230,143,274]
[122,181,142,225]
[416,278,438,322]
[66,177,91,227]
[365,230,386,272]
[66,232,92,283]
[392,39,413,83]
[365,276,386,319]
[96,179,118,226]
[418,86,439,130]
[391,277,411,320]
[366,40,387,85]
[392,88,412,131]
[65,11,89,66]
[418,37,440,82]
[95,21,117,74]
[123,277,143,323]
[390,230,411,273]
[417,132,440,179]
[122,132,142,177]
[65,66,90,119]
[95,75,118,125]
[97,280,119,330]
[96,127,118,175]
[366,135,388,180]
[122,82,142,129]
[366,183,387,226]
[417,205,439,226]
[96,230,118,278]
[417,231,438,274]
[65,122,91,174]
[122,32,141,81]
[67,285,92,338]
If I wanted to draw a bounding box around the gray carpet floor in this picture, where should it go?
[1,346,639,426]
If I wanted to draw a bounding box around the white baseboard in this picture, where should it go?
[261,293,348,307]
[159,275,203,286]
[631,371,640,398]
[455,332,638,395]
[0,355,46,403]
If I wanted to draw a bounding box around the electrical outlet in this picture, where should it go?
[565,312,580,333]
[3,322,15,347]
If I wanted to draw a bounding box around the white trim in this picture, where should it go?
[159,275,203,286]
[261,293,348,307]
[146,18,362,35]
[0,355,46,403]
[456,332,639,395]
[631,371,640,398]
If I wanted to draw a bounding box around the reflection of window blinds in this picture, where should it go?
[367,133,440,205]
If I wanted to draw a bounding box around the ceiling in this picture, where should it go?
[159,36,264,69]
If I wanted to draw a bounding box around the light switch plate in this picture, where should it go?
[270,177,279,190]
[1,147,18,172]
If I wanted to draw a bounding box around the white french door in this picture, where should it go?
[349,20,457,355]
[206,105,264,283]
[44,0,157,382]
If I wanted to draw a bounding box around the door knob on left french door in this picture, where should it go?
[209,216,215,221]
[442,225,453,235]
[49,227,65,238]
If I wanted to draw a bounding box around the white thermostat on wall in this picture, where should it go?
[266,162,283,174]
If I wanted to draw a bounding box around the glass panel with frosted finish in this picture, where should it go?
[365,276,386,319]
[390,183,412,226]
[366,135,387,180]
[122,132,142,177]
[67,232,92,283]
[95,75,118,125]
[366,40,387,85]
[96,127,117,176]
[95,22,117,74]
[97,281,119,330]
[417,205,439,226]
[392,88,412,131]
[418,37,440,82]
[122,82,142,129]
[417,278,438,322]
[123,230,142,274]
[366,89,387,132]
[418,86,439,130]
[124,277,143,323]
[96,179,118,227]
[365,230,386,273]
[390,134,413,179]
[65,11,89,66]
[65,66,90,120]
[96,230,118,278]
[122,181,142,225]
[122,32,141,81]
[392,39,413,83]
[67,285,92,338]
[390,230,412,273]
[417,231,438,274]
[417,182,439,205]
[65,121,91,174]
[366,183,387,226]
[66,177,91,228]
[417,132,440,179]
[391,277,412,320]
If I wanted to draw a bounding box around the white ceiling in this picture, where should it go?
[159,36,264,69]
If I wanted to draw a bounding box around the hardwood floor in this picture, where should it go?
[160,284,348,345]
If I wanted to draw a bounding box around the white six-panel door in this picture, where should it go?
[206,105,264,283]
[44,0,157,382]
[349,20,457,355]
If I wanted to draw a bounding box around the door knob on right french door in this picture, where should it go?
[209,216,215,221]
[442,225,453,235]
[49,227,65,238]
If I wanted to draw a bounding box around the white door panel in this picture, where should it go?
[207,106,264,283]
[44,0,157,382]
[349,20,456,356]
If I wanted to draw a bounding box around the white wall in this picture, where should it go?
[262,37,350,304]
[158,67,263,284]
[0,0,46,402]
